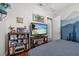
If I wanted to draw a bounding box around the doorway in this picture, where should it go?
[47,17,53,42]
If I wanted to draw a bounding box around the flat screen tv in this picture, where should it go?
[30,23,47,36]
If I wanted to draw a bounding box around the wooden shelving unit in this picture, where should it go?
[7,32,29,56]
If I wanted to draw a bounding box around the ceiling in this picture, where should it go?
[38,3,73,12]
[38,3,79,19]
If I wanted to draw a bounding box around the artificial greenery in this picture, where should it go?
[0,3,10,21]
[0,3,10,10]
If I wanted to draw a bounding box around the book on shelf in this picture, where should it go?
[10,35,17,40]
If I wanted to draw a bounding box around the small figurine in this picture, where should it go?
[9,26,16,33]
[24,26,28,33]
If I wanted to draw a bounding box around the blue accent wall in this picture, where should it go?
[61,16,79,42]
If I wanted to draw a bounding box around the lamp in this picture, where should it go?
[0,3,10,21]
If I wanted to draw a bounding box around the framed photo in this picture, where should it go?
[17,27,25,33]
[16,17,23,23]
[32,14,44,23]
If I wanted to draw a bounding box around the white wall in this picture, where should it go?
[5,3,53,32]
[0,3,54,55]
[0,20,6,56]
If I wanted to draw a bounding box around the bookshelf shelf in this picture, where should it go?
[7,32,29,56]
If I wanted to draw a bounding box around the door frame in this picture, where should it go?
[47,17,53,41]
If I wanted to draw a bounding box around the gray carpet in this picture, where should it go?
[28,40,79,56]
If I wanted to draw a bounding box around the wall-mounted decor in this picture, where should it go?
[0,3,11,21]
[61,12,79,43]
[47,17,52,20]
[32,14,44,23]
[16,17,23,23]
[8,26,16,33]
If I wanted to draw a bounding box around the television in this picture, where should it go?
[30,23,47,36]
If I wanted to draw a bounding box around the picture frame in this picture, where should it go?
[16,17,23,23]
[32,14,44,23]
[17,27,25,33]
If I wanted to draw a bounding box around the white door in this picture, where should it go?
[47,18,53,41]
[53,16,61,40]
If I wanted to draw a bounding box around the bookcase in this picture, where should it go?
[8,32,29,56]
[29,35,48,48]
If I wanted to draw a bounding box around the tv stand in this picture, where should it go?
[29,35,48,48]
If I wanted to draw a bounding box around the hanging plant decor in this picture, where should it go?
[0,3,11,21]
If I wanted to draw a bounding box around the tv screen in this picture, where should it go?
[31,23,47,35]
